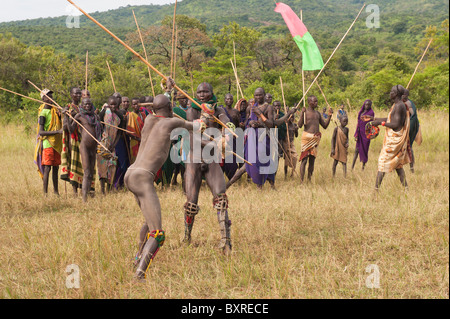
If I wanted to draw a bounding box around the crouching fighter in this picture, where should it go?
[124,93,202,280]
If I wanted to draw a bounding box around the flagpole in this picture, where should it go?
[300,10,306,110]
[85,50,89,92]
[293,3,366,112]
[170,0,178,78]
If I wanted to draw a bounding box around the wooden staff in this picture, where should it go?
[170,0,178,78]
[280,76,299,176]
[85,50,89,91]
[67,0,237,138]
[106,60,117,93]
[233,40,239,100]
[300,10,306,109]
[230,59,245,99]
[316,82,331,109]
[293,3,366,112]
[27,80,109,153]
[407,38,433,89]
[0,86,57,109]
[346,98,352,112]
[132,9,155,97]
[173,25,178,82]
[101,121,133,134]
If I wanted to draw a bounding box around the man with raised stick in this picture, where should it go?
[64,97,102,202]
[297,95,333,183]
[61,87,84,195]
[35,89,63,196]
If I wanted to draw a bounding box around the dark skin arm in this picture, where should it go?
[319,109,333,129]
[273,109,296,127]
[294,123,299,138]
[331,127,337,156]
[38,115,63,137]
[343,127,349,148]
[371,102,406,132]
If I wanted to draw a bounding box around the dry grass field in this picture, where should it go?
[0,109,448,299]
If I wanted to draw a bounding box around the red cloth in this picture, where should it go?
[42,147,61,166]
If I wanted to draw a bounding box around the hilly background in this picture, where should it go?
[0,0,448,118]
[0,0,448,58]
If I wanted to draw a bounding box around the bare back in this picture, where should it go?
[133,115,193,174]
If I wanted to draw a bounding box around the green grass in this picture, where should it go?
[0,110,448,299]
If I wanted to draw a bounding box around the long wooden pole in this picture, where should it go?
[170,0,178,78]
[106,60,117,93]
[406,38,433,89]
[0,86,57,109]
[316,82,338,126]
[300,10,306,109]
[230,59,245,99]
[67,0,237,138]
[27,80,109,153]
[293,3,366,111]
[0,86,131,134]
[85,50,89,92]
[280,76,298,176]
[173,25,178,82]
[233,40,239,100]
[132,9,156,97]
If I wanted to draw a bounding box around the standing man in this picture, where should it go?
[61,87,84,195]
[35,89,63,195]
[183,82,235,255]
[298,95,333,183]
[65,97,102,202]
[373,85,411,190]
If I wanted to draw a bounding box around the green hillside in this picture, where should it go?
[0,0,448,116]
[0,0,448,58]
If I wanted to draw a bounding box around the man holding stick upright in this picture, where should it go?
[372,85,411,190]
[298,96,333,183]
[61,87,84,196]
[35,89,63,196]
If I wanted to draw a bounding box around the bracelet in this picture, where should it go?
[260,114,267,122]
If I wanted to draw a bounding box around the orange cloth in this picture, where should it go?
[377,105,411,173]
[42,147,61,166]
[299,131,321,161]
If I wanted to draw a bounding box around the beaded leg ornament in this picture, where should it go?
[183,202,200,243]
[135,230,166,279]
[214,194,232,252]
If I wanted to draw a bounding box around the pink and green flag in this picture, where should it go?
[274,2,324,71]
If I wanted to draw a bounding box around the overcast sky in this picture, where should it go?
[0,0,176,23]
